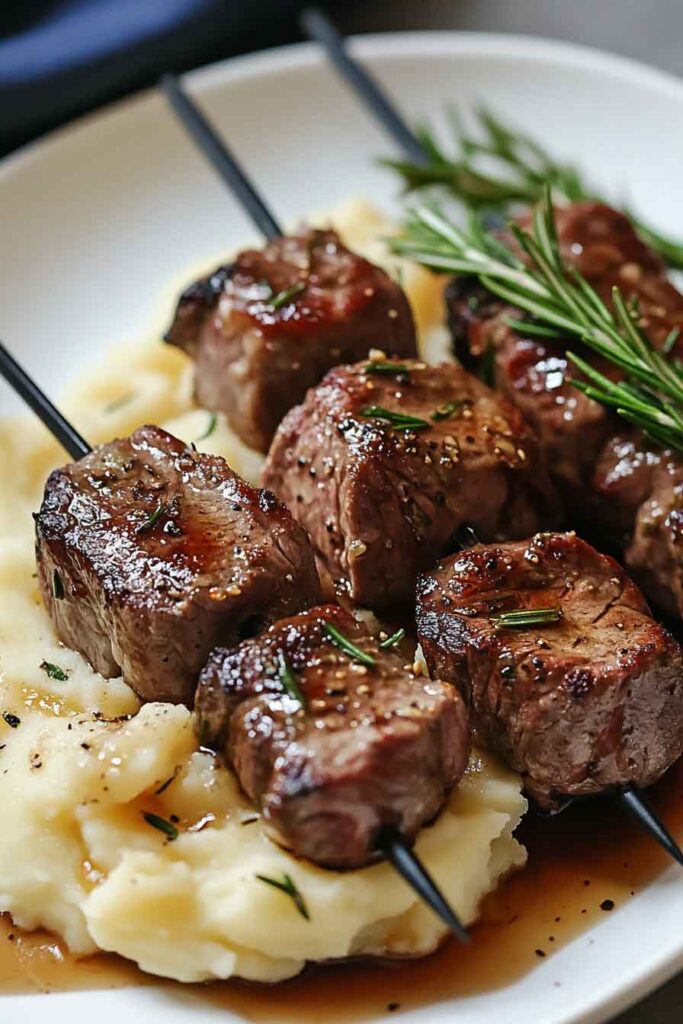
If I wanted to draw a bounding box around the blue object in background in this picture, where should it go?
[0,0,301,155]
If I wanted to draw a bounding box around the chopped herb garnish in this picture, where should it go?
[196,412,217,441]
[137,503,165,534]
[2,712,20,729]
[323,621,376,666]
[142,811,179,840]
[277,650,306,709]
[431,399,463,422]
[492,608,561,628]
[104,392,135,414]
[365,361,412,377]
[361,405,430,432]
[379,628,406,649]
[268,281,306,310]
[40,660,69,681]
[255,872,310,920]
[52,569,64,600]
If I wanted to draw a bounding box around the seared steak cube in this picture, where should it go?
[416,532,683,807]
[196,604,469,868]
[594,433,683,617]
[35,425,321,705]
[263,358,557,608]
[165,228,417,452]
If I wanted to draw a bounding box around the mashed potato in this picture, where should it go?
[0,200,526,983]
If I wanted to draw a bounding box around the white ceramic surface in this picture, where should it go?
[0,30,682,1024]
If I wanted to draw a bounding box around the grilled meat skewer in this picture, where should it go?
[162,75,417,454]
[263,357,558,608]
[196,603,470,868]
[0,341,471,934]
[416,531,683,809]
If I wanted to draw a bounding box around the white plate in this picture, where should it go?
[1,29,682,1024]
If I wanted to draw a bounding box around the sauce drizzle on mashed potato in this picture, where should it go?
[0,200,527,983]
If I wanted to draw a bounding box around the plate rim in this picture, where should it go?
[1,27,682,1023]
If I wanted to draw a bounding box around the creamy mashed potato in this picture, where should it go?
[0,200,526,983]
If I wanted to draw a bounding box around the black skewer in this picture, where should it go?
[300,9,427,167]
[303,8,683,874]
[619,785,683,866]
[383,830,470,944]
[160,71,470,942]
[161,74,282,242]
[0,341,90,460]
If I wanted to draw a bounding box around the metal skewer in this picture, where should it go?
[161,74,282,242]
[160,73,470,942]
[0,341,90,459]
[300,8,427,167]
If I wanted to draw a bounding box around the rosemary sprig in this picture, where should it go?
[379,627,406,649]
[361,405,430,431]
[277,650,306,709]
[137,503,165,534]
[383,106,683,269]
[255,872,310,920]
[492,608,561,628]
[391,191,683,454]
[323,621,376,667]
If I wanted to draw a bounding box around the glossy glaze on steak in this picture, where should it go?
[416,532,683,807]
[165,228,417,452]
[35,425,321,705]
[196,603,469,868]
[262,357,558,608]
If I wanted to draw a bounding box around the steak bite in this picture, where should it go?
[416,532,683,807]
[593,433,683,617]
[262,358,557,608]
[165,227,417,452]
[35,425,321,705]
[196,604,469,868]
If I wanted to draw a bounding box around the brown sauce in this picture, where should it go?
[2,759,681,1019]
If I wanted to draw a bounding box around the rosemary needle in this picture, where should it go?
[323,621,377,666]
[492,608,561,628]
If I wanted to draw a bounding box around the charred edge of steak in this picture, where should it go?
[164,264,234,349]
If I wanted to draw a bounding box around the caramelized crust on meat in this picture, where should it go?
[417,532,683,807]
[165,228,417,452]
[196,604,469,868]
[263,358,558,608]
[35,425,321,705]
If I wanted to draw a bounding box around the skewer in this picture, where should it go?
[160,74,282,242]
[383,830,469,944]
[0,341,90,460]
[0,337,469,940]
[300,9,427,167]
[619,785,683,866]
[160,72,470,942]
[302,13,683,871]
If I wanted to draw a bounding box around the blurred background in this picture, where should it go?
[2,0,683,156]
[1,1,682,1021]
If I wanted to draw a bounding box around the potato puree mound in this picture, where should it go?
[0,200,527,984]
